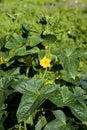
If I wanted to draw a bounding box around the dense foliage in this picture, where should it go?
[0,0,87,130]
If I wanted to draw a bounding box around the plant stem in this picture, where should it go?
[24,120,27,130]
[26,66,30,78]
[19,123,21,130]
[43,68,47,79]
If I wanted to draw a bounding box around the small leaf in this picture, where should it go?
[53,110,66,123]
[0,51,9,59]
[29,35,42,47]
[43,34,57,44]
[26,47,39,54]
[15,46,39,56]
[15,46,26,56]
[35,116,47,130]
[0,36,7,49]
[6,67,20,76]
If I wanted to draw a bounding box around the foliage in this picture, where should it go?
[0,0,87,130]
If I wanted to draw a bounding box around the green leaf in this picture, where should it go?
[29,35,42,47]
[6,67,20,76]
[15,46,39,56]
[15,46,26,56]
[48,86,76,107]
[0,70,6,77]
[42,34,57,44]
[60,86,76,105]
[17,94,45,122]
[12,78,45,122]
[44,110,76,130]
[69,48,87,58]
[47,90,64,107]
[0,77,13,107]
[12,78,61,122]
[41,84,59,95]
[0,51,9,59]
[5,33,24,49]
[52,48,79,79]
[12,78,44,95]
[35,116,47,130]
[0,36,6,49]
[53,110,66,123]
[69,101,87,125]
[44,119,75,130]
[26,47,39,54]
[0,112,5,130]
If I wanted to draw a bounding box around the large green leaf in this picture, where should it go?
[17,94,45,122]
[12,78,44,95]
[48,86,76,107]
[12,78,45,122]
[12,78,59,122]
[69,101,87,125]
[5,33,24,49]
[52,48,79,79]
[47,85,87,124]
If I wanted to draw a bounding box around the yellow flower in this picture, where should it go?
[44,80,53,85]
[45,45,49,49]
[40,56,51,68]
[55,71,62,79]
[0,57,3,65]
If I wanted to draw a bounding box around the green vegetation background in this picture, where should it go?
[0,0,87,130]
